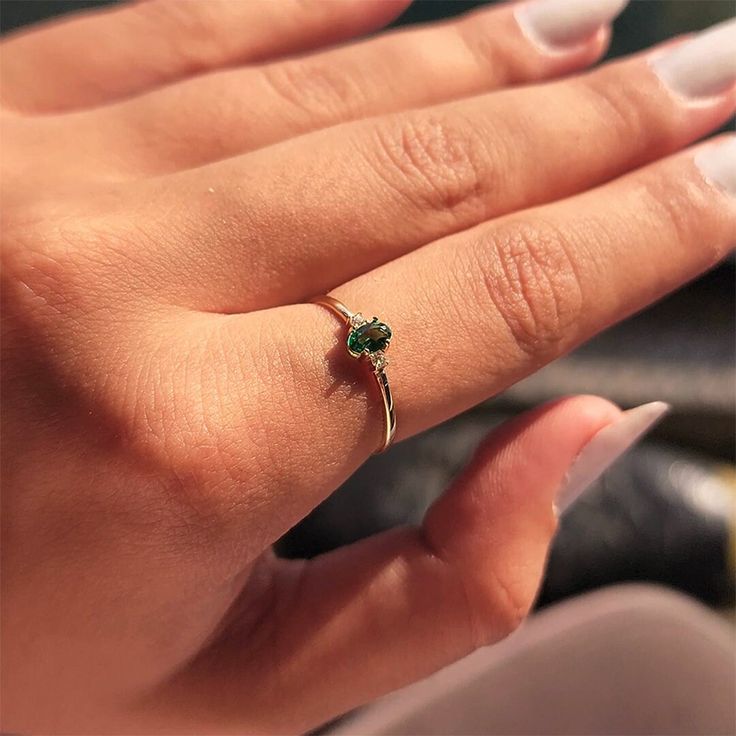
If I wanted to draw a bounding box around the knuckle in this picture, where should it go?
[454,19,501,74]
[639,169,720,261]
[475,220,585,355]
[453,6,553,84]
[365,112,493,220]
[441,555,532,648]
[453,15,518,84]
[261,60,365,121]
[471,568,532,643]
[468,517,560,643]
[581,70,654,154]
[423,532,536,649]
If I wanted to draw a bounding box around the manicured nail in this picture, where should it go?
[556,401,670,514]
[695,137,736,198]
[516,0,629,52]
[651,19,736,100]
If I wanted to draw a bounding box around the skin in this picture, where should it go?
[0,1,734,733]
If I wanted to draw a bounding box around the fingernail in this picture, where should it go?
[556,401,670,514]
[651,18,736,100]
[695,137,736,198]
[516,0,629,52]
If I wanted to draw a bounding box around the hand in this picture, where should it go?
[2,1,734,732]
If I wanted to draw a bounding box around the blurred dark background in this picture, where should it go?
[3,1,734,609]
[2,0,734,48]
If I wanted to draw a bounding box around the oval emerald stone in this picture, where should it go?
[347,319,391,356]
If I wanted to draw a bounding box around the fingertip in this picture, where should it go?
[475,394,622,469]
[481,395,621,505]
[515,0,628,52]
[544,393,623,438]
[556,400,670,513]
[490,2,615,83]
[425,395,621,542]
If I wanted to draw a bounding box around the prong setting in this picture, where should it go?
[368,350,388,372]
[310,295,396,453]
[346,317,392,359]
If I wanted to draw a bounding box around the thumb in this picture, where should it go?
[159,396,667,734]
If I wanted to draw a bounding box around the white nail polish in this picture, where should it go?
[556,401,670,514]
[695,137,736,198]
[651,18,736,100]
[516,0,629,51]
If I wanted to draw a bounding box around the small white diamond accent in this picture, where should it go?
[349,313,367,329]
[369,351,388,372]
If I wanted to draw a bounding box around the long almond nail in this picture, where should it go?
[516,0,629,51]
[695,136,736,198]
[651,19,736,100]
[556,401,670,514]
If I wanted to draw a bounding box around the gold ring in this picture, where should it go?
[310,295,396,453]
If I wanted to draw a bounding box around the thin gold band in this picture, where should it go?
[310,295,396,454]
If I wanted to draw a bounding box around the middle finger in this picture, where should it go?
[133,20,735,313]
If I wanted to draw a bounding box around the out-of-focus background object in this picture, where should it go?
[4,0,734,622]
[333,585,736,735]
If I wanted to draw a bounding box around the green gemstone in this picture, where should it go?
[347,318,391,356]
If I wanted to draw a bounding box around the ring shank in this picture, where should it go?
[310,295,396,453]
[374,367,396,452]
[310,294,355,323]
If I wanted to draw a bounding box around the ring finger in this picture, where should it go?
[128,20,736,312]
[217,136,736,548]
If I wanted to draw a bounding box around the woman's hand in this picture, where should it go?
[1,0,734,732]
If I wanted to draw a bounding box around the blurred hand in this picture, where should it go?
[1,0,734,732]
